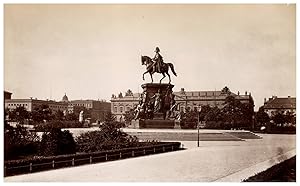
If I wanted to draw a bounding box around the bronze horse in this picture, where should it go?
[141,55,177,83]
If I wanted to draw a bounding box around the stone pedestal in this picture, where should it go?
[153,113,164,120]
[141,83,174,118]
[141,83,174,99]
[135,83,178,129]
[174,120,181,129]
[140,119,175,129]
[130,120,140,129]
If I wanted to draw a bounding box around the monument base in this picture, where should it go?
[174,120,181,129]
[140,119,175,129]
[129,120,140,129]
[153,113,165,120]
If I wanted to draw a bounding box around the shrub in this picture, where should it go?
[39,128,76,156]
[35,120,83,131]
[76,130,139,153]
[4,125,40,160]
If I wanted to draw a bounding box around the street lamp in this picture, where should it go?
[197,106,202,147]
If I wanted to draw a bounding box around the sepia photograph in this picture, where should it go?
[3,2,297,182]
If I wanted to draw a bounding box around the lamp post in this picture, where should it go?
[197,106,202,147]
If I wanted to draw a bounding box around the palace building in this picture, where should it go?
[111,87,254,122]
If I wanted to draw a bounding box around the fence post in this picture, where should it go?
[4,166,6,177]
[163,146,165,152]
[52,160,55,168]
[143,149,146,155]
[29,163,32,172]
[105,154,108,161]
[90,156,92,164]
[72,158,75,166]
[154,147,155,153]
[119,152,122,159]
[171,146,173,151]
[132,150,134,157]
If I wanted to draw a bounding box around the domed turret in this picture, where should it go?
[62,93,69,102]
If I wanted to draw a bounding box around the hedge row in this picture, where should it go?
[244,156,296,182]
[4,142,181,177]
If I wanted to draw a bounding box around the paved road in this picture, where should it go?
[4,134,295,182]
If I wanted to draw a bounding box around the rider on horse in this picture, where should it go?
[152,47,163,73]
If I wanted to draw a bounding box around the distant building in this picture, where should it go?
[4,93,111,123]
[4,91,12,100]
[111,87,254,122]
[5,98,68,112]
[68,99,111,122]
[263,96,296,117]
[173,87,253,112]
[111,92,141,122]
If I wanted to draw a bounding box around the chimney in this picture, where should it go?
[245,91,248,95]
[237,91,240,95]
[288,95,291,99]
[264,98,267,103]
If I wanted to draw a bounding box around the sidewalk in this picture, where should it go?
[4,134,296,182]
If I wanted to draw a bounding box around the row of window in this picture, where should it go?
[49,105,67,109]
[113,106,131,113]
[7,103,28,107]
[70,103,92,107]
[113,105,200,113]
[7,103,67,110]
[266,109,295,115]
[113,103,226,114]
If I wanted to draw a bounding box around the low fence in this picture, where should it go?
[4,142,181,177]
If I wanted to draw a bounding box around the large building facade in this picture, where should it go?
[263,96,296,117]
[4,93,111,123]
[111,87,254,122]
[5,98,68,112]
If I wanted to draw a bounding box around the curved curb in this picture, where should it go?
[214,148,296,182]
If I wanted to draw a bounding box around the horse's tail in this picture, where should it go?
[168,63,177,76]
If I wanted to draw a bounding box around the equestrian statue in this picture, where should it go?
[141,47,177,83]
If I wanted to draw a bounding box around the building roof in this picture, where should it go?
[173,90,236,98]
[264,97,296,109]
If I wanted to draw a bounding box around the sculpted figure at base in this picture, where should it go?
[167,94,178,119]
[134,92,147,120]
[151,89,162,113]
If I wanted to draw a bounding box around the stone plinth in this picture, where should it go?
[129,120,140,129]
[141,83,174,100]
[153,113,164,120]
[135,83,177,129]
[174,120,181,129]
[140,119,175,129]
[141,83,174,118]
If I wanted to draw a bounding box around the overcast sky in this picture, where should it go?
[4,4,296,110]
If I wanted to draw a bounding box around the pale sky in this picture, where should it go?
[4,4,296,110]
